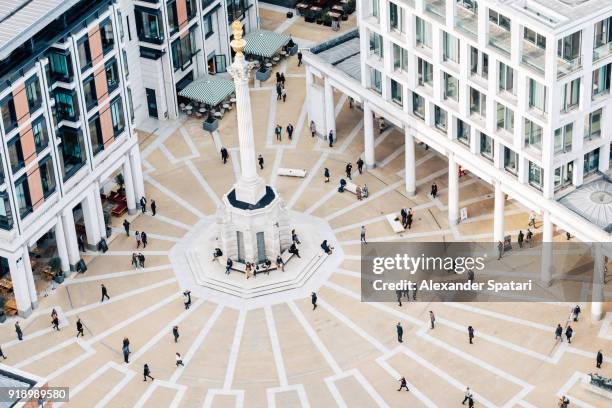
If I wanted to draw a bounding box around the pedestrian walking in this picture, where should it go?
[276,83,282,100]
[328,130,334,147]
[289,243,301,258]
[0,346,7,359]
[286,123,294,139]
[291,229,301,245]
[225,258,233,275]
[406,209,413,230]
[518,230,524,249]
[528,210,536,227]
[131,253,138,269]
[276,255,285,272]
[468,326,475,344]
[558,396,570,408]
[429,311,435,329]
[310,120,316,137]
[275,124,282,141]
[141,231,148,248]
[151,200,156,216]
[173,326,179,343]
[183,290,192,310]
[78,234,85,252]
[123,219,130,236]
[324,167,330,183]
[397,376,409,391]
[175,352,184,367]
[356,157,364,174]
[468,396,474,408]
[566,231,571,240]
[572,305,581,321]
[345,163,352,180]
[221,147,229,164]
[258,154,264,170]
[461,386,473,404]
[280,73,286,86]
[526,229,533,247]
[596,350,603,368]
[123,338,130,363]
[143,364,154,381]
[276,72,281,84]
[297,51,303,66]
[467,269,475,284]
[140,196,147,213]
[396,290,402,307]
[52,315,60,331]
[15,322,22,341]
[430,182,438,199]
[360,225,367,244]
[396,322,403,343]
[76,319,84,337]
[565,325,573,343]
[135,231,141,248]
[282,87,287,102]
[497,241,503,260]
[101,283,110,302]
[311,292,317,310]
[555,324,563,341]
[138,253,145,268]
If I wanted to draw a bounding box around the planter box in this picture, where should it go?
[203,118,219,132]
[256,68,272,82]
[316,20,323,25]
[54,275,64,284]
[287,11,293,18]
[288,44,298,55]
[323,21,332,27]
[0,313,5,323]
[304,17,315,22]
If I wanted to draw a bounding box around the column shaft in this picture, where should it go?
[93,183,107,239]
[21,247,37,308]
[448,155,459,225]
[55,218,70,273]
[364,103,375,168]
[493,182,505,243]
[123,158,137,214]
[592,243,605,321]
[404,129,415,196]
[81,190,101,250]
[130,144,145,201]
[324,78,336,138]
[9,253,32,317]
[62,209,81,269]
[541,210,553,286]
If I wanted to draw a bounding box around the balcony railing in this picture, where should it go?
[456,6,477,39]
[593,42,612,62]
[557,56,582,79]
[425,0,445,21]
[488,26,511,56]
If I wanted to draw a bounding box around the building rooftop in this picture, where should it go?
[310,30,361,81]
[0,0,79,58]
[558,174,612,233]
[502,0,612,29]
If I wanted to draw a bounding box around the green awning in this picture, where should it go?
[178,77,235,106]
[244,30,290,58]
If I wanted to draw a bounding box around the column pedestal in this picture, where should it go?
[82,191,102,251]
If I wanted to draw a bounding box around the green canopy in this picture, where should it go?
[178,77,235,106]
[244,30,290,58]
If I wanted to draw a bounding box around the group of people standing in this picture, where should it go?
[275,72,288,102]
[400,208,414,230]
[274,123,294,141]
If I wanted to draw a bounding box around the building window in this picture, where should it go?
[370,68,382,93]
[562,78,580,111]
[393,43,408,72]
[594,16,612,58]
[0,192,13,230]
[372,0,379,20]
[470,46,488,79]
[583,148,600,175]
[122,50,129,77]
[585,108,602,140]
[415,16,432,48]
[496,103,514,133]
[554,124,573,154]
[7,137,24,174]
[369,32,383,59]
[524,27,546,49]
[456,119,470,146]
[57,128,86,179]
[39,156,56,198]
[117,10,125,41]
[391,79,402,105]
[434,105,447,132]
[469,87,486,118]
[48,51,73,82]
[186,0,197,19]
[135,7,164,44]
[14,176,32,218]
[167,1,179,34]
[203,13,214,38]
[417,58,433,87]
[77,36,92,71]
[83,76,97,110]
[498,62,514,94]
[592,63,611,97]
[524,118,543,150]
[412,93,424,119]
[480,133,493,161]
[528,78,547,112]
[105,59,120,93]
[110,97,125,136]
[100,19,115,53]
[528,161,543,190]
[53,90,79,122]
[89,116,103,155]
[32,117,48,153]
[488,9,511,31]
[0,97,17,132]
[171,28,198,71]
[443,72,458,101]
[389,2,404,32]
[442,31,459,63]
[25,77,42,111]
[127,87,135,122]
[504,147,518,175]
[226,0,250,23]
[557,31,581,62]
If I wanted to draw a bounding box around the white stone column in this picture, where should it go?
[324,78,336,139]
[81,190,101,250]
[493,182,505,243]
[448,154,459,225]
[591,243,605,321]
[55,218,70,273]
[123,158,137,214]
[305,67,314,127]
[9,252,32,317]
[541,210,553,286]
[364,102,375,168]
[62,209,81,270]
[93,182,107,239]
[21,247,37,308]
[130,144,145,202]
[404,128,416,196]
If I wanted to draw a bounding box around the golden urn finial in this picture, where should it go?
[230,20,246,55]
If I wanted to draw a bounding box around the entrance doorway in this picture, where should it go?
[145,88,158,118]
[256,232,266,263]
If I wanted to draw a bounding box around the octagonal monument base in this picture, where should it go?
[169,210,343,308]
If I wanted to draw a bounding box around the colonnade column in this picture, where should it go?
[21,247,37,308]
[540,210,553,287]
[404,128,416,196]
[62,209,81,270]
[123,158,137,215]
[591,243,604,321]
[324,78,336,139]
[363,102,375,168]
[447,154,459,225]
[129,144,145,202]
[493,182,505,243]
[93,182,107,239]
[81,191,101,250]
[8,251,32,317]
[55,217,70,273]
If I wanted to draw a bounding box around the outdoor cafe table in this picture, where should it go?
[332,5,344,12]
[328,11,342,18]
[310,6,322,11]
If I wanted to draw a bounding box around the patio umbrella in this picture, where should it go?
[178,77,235,107]
[244,30,291,59]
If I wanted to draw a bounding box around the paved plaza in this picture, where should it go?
[0,7,610,408]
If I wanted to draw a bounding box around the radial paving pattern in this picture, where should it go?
[0,8,610,408]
